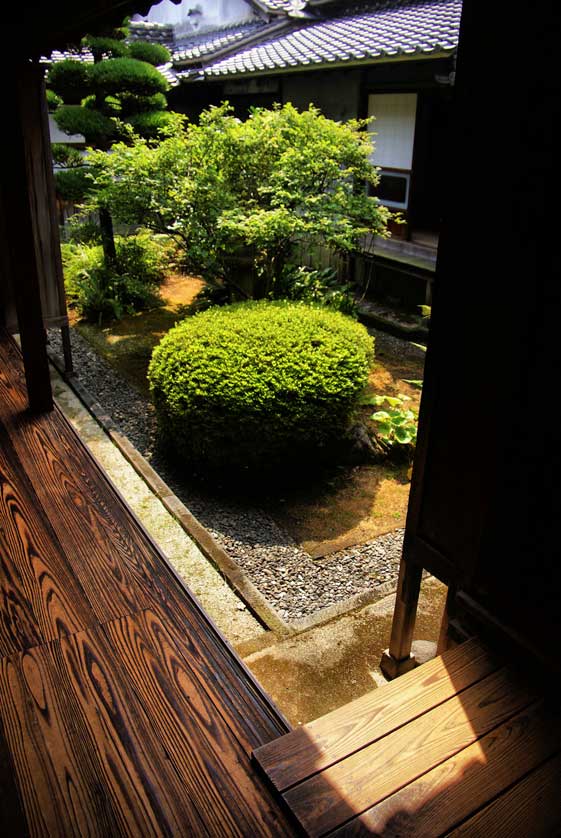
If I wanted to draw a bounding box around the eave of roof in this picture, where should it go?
[172,19,292,67]
[173,0,461,83]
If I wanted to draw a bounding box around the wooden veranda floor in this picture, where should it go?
[255,638,561,836]
[0,332,294,836]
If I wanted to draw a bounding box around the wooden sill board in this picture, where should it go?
[254,640,561,836]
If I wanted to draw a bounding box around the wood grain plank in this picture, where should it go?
[59,620,211,836]
[0,343,155,621]
[147,590,290,754]
[0,620,211,836]
[0,427,96,652]
[254,638,497,791]
[0,713,28,836]
[328,699,561,836]
[0,644,122,837]
[0,523,43,656]
[446,751,561,838]
[102,609,294,837]
[282,667,537,837]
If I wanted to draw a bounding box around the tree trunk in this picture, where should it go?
[99,206,117,274]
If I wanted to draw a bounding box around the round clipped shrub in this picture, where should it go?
[54,105,115,146]
[128,41,171,66]
[148,301,374,476]
[47,59,90,104]
[89,57,169,96]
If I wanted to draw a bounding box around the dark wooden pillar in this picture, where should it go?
[1,60,54,412]
[380,558,422,679]
[380,0,560,675]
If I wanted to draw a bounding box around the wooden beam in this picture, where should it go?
[1,60,53,412]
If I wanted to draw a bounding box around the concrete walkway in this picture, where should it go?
[49,364,265,646]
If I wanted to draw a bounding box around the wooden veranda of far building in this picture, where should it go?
[1,0,559,835]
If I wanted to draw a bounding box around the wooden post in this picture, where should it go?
[2,60,53,412]
[380,557,422,679]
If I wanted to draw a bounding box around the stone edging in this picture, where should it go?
[47,347,402,637]
[357,307,429,342]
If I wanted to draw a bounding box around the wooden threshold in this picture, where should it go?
[254,639,561,836]
[0,331,294,836]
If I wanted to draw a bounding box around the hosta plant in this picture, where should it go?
[364,393,418,455]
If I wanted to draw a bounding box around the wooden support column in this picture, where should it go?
[1,60,54,412]
[380,557,423,679]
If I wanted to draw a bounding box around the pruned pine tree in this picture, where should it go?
[47,25,171,266]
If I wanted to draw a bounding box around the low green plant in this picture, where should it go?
[275,265,358,316]
[64,216,103,244]
[52,143,83,168]
[61,231,167,322]
[363,393,418,455]
[148,300,374,477]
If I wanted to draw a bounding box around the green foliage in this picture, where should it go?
[64,216,103,244]
[54,168,94,202]
[276,265,357,316]
[46,88,63,111]
[128,41,171,66]
[54,105,115,146]
[148,300,374,476]
[89,57,169,97]
[46,59,90,104]
[82,35,129,60]
[363,393,418,455]
[126,109,175,138]
[116,91,168,116]
[86,103,392,299]
[61,231,167,322]
[51,143,83,168]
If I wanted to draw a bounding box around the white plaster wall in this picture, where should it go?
[368,93,418,170]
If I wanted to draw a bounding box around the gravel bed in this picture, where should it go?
[47,326,417,622]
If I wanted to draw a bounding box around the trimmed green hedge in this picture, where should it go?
[46,59,90,104]
[148,301,374,475]
[128,41,171,66]
[54,105,115,146]
[89,57,169,96]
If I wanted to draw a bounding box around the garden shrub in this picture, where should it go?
[276,265,358,316]
[61,230,167,321]
[89,57,169,97]
[46,59,90,104]
[46,88,63,111]
[128,41,171,66]
[55,167,94,202]
[54,105,116,146]
[148,300,374,477]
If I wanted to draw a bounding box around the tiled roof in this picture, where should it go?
[192,0,461,78]
[173,21,265,63]
[128,21,175,49]
[255,0,308,12]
